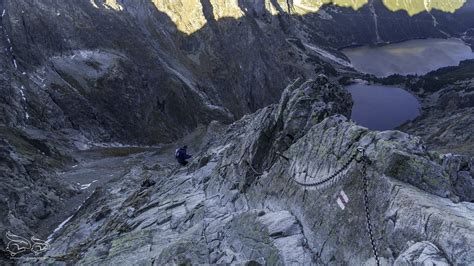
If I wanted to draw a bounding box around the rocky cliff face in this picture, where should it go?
[0,128,76,241]
[2,0,474,144]
[16,76,474,265]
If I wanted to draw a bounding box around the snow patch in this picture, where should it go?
[90,0,99,9]
[18,86,29,119]
[46,192,94,243]
[304,43,352,68]
[211,143,232,156]
[80,180,98,190]
[2,9,5,17]
[47,215,73,243]
[19,86,26,101]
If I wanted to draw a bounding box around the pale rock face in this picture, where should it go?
[210,0,245,20]
[383,0,466,16]
[151,0,208,34]
[104,0,124,11]
[146,0,468,34]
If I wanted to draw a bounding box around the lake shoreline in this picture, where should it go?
[341,38,474,77]
[346,83,421,130]
[337,37,473,51]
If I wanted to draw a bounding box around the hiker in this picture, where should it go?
[175,146,192,166]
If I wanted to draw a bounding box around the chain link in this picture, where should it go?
[291,148,362,187]
[290,146,381,265]
[360,154,381,266]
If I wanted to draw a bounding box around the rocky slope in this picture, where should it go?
[2,0,474,144]
[16,76,474,265]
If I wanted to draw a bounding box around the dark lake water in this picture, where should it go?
[342,38,474,77]
[346,83,421,130]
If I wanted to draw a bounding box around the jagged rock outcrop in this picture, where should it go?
[18,76,474,265]
[214,76,353,193]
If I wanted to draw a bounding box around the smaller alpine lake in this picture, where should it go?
[346,83,421,130]
[341,38,474,130]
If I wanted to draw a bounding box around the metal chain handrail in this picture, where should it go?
[360,152,381,266]
[291,147,363,187]
[289,146,381,265]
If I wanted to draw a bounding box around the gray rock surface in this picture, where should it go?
[394,241,449,266]
[0,127,78,260]
[15,77,474,265]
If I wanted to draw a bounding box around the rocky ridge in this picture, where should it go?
[17,76,474,265]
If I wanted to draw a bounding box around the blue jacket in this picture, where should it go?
[175,148,191,161]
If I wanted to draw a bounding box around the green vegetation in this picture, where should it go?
[372,59,474,93]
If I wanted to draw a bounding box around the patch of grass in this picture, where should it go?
[372,59,474,93]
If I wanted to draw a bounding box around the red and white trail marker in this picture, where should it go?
[336,190,349,210]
